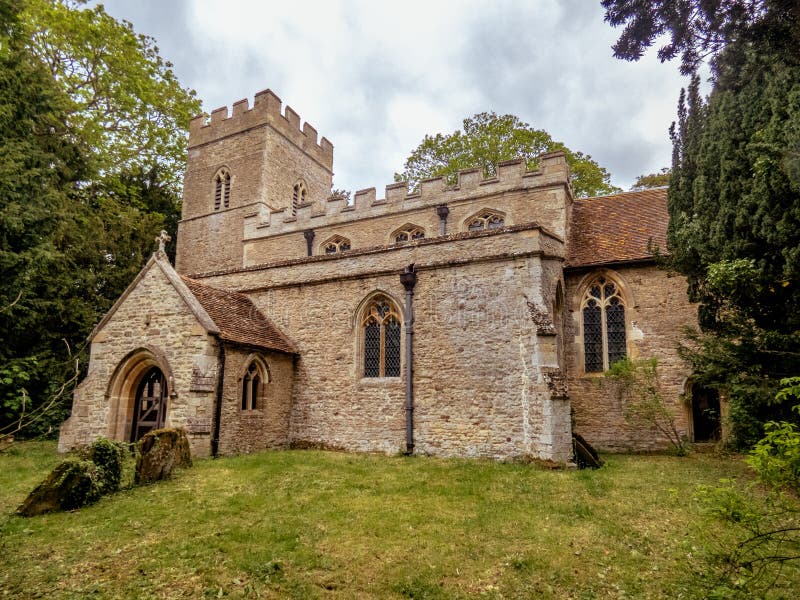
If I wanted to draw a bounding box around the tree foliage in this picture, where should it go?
[667,51,800,445]
[396,111,621,198]
[606,0,800,447]
[601,0,800,75]
[0,0,195,437]
[22,0,200,190]
[694,380,800,596]
[631,168,670,190]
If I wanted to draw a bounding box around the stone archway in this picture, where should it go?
[106,347,174,443]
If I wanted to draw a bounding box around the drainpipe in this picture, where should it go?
[436,204,450,236]
[303,229,315,256]
[400,264,417,455]
[211,341,225,457]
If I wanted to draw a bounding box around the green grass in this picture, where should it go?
[0,443,795,598]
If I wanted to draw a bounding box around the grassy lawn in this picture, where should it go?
[0,443,795,599]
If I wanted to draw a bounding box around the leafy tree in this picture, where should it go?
[22,0,200,191]
[0,0,90,433]
[396,112,621,198]
[631,168,670,190]
[601,0,800,75]
[0,0,192,437]
[605,1,800,447]
[667,50,800,446]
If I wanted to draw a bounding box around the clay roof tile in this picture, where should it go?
[180,275,297,354]
[568,187,668,267]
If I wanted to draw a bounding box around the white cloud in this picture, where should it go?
[97,0,690,192]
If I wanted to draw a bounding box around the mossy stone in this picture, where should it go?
[135,428,192,484]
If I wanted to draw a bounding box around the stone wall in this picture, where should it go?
[194,227,573,462]
[239,154,571,266]
[564,264,698,451]
[58,259,219,456]
[177,91,333,274]
[216,347,294,455]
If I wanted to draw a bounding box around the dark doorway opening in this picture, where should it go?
[131,366,168,442]
[691,384,721,442]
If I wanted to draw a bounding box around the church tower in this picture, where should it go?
[176,89,334,274]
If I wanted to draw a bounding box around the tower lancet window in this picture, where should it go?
[292,182,307,217]
[214,168,232,211]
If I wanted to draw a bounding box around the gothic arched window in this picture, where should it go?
[214,168,231,210]
[321,235,351,255]
[392,224,425,244]
[292,182,307,216]
[362,297,402,378]
[581,275,627,372]
[465,209,505,232]
[241,359,267,410]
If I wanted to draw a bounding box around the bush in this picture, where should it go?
[694,378,800,595]
[16,437,128,516]
[82,437,127,495]
[604,358,689,455]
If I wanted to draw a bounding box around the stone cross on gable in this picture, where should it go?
[156,230,171,253]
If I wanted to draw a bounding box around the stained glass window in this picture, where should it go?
[583,300,603,372]
[581,275,627,372]
[362,297,402,378]
[364,320,381,377]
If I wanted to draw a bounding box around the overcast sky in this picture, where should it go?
[96,0,688,193]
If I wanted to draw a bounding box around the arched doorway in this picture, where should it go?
[130,366,168,442]
[691,383,721,442]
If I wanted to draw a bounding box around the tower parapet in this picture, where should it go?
[188,89,334,170]
[243,152,570,240]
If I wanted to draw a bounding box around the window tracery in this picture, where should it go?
[393,225,425,244]
[581,275,627,372]
[465,210,505,231]
[362,297,401,378]
[321,235,351,254]
[241,359,267,410]
[214,168,231,210]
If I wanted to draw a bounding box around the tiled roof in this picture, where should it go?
[180,275,297,354]
[568,187,668,268]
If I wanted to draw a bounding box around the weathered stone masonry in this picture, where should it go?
[60,87,703,460]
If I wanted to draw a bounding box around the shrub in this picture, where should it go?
[16,437,128,516]
[604,358,688,455]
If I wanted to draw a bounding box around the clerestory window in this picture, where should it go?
[393,225,425,244]
[362,297,401,378]
[214,168,231,210]
[581,275,627,372]
[466,210,505,231]
[321,235,351,254]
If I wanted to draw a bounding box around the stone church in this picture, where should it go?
[58,88,718,462]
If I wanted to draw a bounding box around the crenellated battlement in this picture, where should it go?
[188,89,333,170]
[243,151,570,240]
